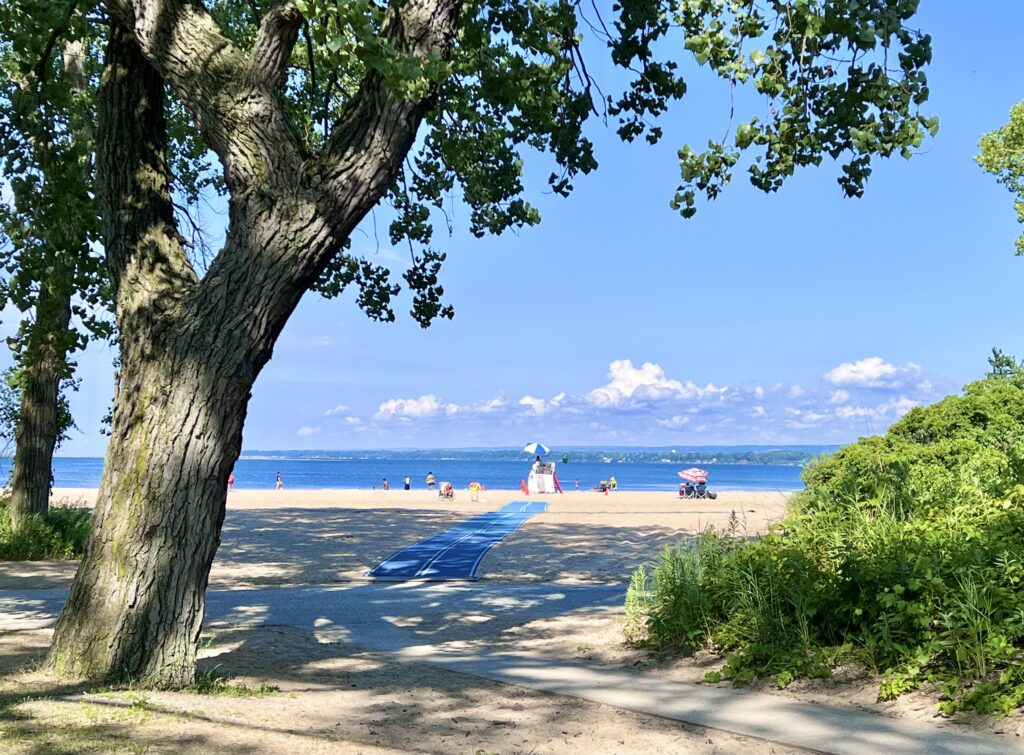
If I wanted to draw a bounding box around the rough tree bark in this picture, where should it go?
[7,283,72,529]
[46,0,461,686]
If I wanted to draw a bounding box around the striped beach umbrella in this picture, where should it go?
[678,468,708,483]
[523,442,550,455]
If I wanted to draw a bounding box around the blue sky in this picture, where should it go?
[14,2,1024,455]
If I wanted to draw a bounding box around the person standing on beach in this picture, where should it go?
[426,472,436,490]
[403,476,411,490]
[382,478,390,490]
[227,473,235,492]
[275,472,283,490]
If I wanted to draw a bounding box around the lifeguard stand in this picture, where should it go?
[527,462,556,494]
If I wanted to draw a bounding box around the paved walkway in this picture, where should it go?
[366,501,548,580]
[3,582,1020,755]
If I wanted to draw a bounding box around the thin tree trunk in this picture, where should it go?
[7,282,72,530]
[6,36,90,532]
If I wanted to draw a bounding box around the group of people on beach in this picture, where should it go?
[381,474,423,490]
[226,470,624,493]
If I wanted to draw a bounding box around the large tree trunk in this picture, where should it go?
[44,20,249,687]
[47,0,460,686]
[7,284,72,529]
[47,351,251,686]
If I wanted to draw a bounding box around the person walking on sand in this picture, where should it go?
[426,472,436,490]
[227,473,235,492]
[275,471,283,490]
[382,478,390,490]
[403,475,411,490]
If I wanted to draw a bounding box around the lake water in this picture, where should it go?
[2,456,805,492]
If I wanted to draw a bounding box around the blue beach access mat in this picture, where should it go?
[366,501,548,581]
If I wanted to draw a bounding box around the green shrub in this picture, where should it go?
[0,500,91,560]
[627,372,1024,714]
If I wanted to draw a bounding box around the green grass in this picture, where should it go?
[188,669,279,697]
[0,499,91,560]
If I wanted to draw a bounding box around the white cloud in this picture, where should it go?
[751,405,767,418]
[476,396,507,413]
[656,415,690,428]
[886,397,919,417]
[518,393,565,416]
[296,425,320,437]
[836,405,875,420]
[823,356,921,388]
[343,416,364,426]
[771,383,784,392]
[587,359,725,407]
[836,396,919,421]
[375,394,459,420]
[785,408,827,424]
[754,386,765,399]
[829,389,851,405]
[324,404,349,416]
[788,384,805,398]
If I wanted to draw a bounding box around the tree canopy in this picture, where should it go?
[95,0,937,327]
[978,100,1024,255]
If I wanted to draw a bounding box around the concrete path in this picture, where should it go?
[2,582,1020,755]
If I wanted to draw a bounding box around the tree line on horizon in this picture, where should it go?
[238,447,826,465]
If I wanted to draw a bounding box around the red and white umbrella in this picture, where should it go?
[677,468,708,484]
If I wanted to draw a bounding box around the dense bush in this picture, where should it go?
[626,372,1024,714]
[0,500,91,560]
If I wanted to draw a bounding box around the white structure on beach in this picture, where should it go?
[527,461,557,494]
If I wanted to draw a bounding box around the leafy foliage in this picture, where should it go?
[0,498,91,559]
[208,0,934,323]
[977,100,1024,255]
[988,347,1023,378]
[627,366,1024,715]
[0,0,111,355]
[0,368,78,453]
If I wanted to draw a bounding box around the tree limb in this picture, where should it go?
[247,1,303,93]
[104,0,304,191]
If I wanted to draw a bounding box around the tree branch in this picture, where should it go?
[247,1,303,93]
[105,0,304,192]
[313,0,462,226]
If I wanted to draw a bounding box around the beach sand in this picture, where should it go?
[1,487,812,754]
[14,487,792,589]
[4,487,1021,752]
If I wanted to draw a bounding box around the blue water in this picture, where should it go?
[1,456,805,492]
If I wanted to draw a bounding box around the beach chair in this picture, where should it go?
[693,484,718,500]
[438,482,454,500]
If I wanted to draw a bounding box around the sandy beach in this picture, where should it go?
[4,486,1023,753]
[11,487,793,589]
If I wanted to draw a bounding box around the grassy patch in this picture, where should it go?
[0,500,91,560]
[188,669,279,697]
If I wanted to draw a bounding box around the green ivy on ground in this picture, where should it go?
[626,369,1024,716]
[0,500,90,560]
